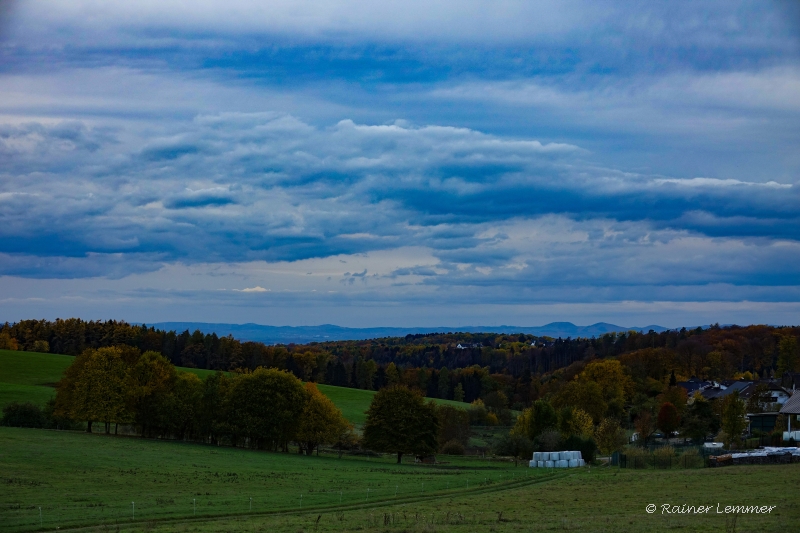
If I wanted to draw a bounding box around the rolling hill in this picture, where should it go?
[0,349,467,426]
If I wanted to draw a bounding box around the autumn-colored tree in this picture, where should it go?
[581,359,633,418]
[720,391,747,449]
[363,385,439,463]
[658,386,688,414]
[553,378,607,424]
[53,350,91,429]
[594,417,626,455]
[224,367,307,450]
[32,340,49,353]
[511,399,558,441]
[296,382,351,455]
[0,331,18,350]
[292,351,318,381]
[634,411,656,445]
[657,402,681,438]
[557,406,594,439]
[54,346,130,433]
[127,351,177,437]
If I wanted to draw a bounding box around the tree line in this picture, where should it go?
[2,318,799,453]
[1,344,472,459]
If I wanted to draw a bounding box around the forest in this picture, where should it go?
[1,319,799,453]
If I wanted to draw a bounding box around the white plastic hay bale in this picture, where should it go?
[537,461,545,467]
[557,459,568,468]
[532,452,539,461]
[529,460,537,467]
[545,460,554,468]
[568,459,579,467]
[544,452,554,461]
[567,451,576,460]
[556,452,565,461]
[578,459,585,467]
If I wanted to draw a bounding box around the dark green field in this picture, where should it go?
[1,426,797,533]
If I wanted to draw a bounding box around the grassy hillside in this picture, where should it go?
[0,349,73,408]
[1,426,797,532]
[0,350,468,425]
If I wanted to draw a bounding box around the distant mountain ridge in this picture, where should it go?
[144,321,669,344]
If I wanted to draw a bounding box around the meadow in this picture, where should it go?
[1,426,797,533]
[2,348,799,533]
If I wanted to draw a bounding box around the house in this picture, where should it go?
[739,381,792,409]
[677,377,712,395]
[455,343,481,350]
[701,380,753,401]
[779,391,800,441]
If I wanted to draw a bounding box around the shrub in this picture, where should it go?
[623,445,649,457]
[42,398,81,431]
[0,331,18,350]
[440,439,465,455]
[494,432,534,460]
[653,445,676,458]
[536,429,562,452]
[1,402,45,428]
[468,399,489,425]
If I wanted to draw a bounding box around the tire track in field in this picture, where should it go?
[45,470,572,532]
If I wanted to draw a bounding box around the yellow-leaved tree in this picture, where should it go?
[296,382,351,455]
[54,346,129,433]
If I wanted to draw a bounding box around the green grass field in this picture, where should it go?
[2,349,799,533]
[1,426,797,533]
[0,349,73,408]
[0,350,469,426]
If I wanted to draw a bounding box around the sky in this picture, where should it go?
[0,1,799,328]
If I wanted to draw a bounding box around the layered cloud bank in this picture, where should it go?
[0,1,798,326]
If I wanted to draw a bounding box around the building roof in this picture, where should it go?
[739,381,789,399]
[780,391,800,415]
[700,380,752,401]
[677,379,712,394]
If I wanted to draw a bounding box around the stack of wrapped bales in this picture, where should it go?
[529,450,585,468]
